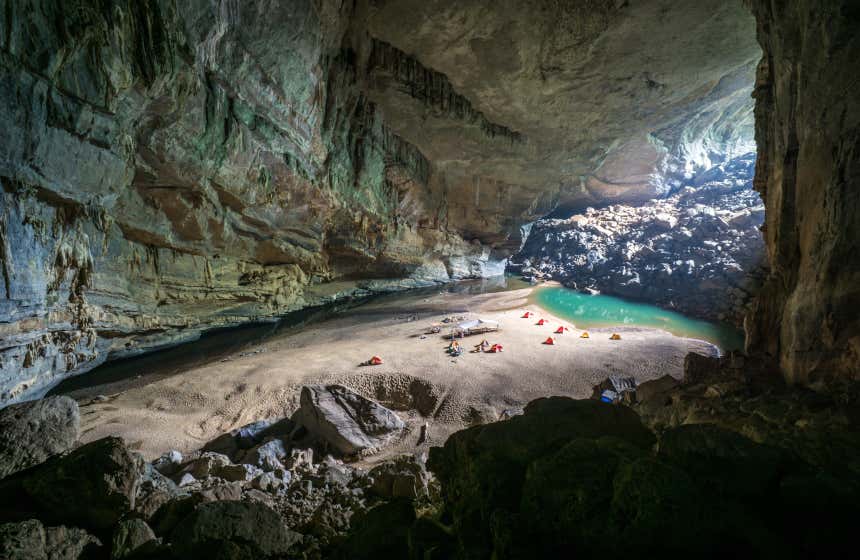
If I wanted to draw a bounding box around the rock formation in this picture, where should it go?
[0,0,761,403]
[0,395,80,478]
[294,384,406,456]
[427,382,860,559]
[512,153,765,323]
[744,0,860,384]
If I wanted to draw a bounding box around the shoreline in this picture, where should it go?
[69,285,716,461]
[528,282,741,353]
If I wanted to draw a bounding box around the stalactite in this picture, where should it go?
[369,38,526,146]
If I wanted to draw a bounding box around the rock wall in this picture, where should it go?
[745,0,860,384]
[0,0,499,404]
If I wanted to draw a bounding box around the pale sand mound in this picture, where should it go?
[73,287,715,460]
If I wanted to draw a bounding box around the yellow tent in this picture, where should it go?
[580,332,590,339]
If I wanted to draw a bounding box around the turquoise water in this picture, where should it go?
[533,286,744,353]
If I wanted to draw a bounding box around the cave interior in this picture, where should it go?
[0,1,859,559]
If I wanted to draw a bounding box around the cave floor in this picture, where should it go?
[73,287,715,461]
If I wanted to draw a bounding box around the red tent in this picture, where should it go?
[536,319,546,326]
[369,356,383,365]
[521,312,532,318]
[554,326,565,334]
[543,337,555,345]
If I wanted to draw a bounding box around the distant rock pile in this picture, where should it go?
[510,153,765,324]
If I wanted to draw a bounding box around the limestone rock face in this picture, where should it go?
[0,0,495,405]
[0,395,79,478]
[744,0,860,384]
[0,0,761,403]
[295,384,406,456]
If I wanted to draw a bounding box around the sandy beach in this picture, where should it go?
[71,286,715,461]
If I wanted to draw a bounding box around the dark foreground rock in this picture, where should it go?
[169,501,300,559]
[0,396,80,478]
[0,518,101,559]
[0,436,143,531]
[111,517,158,559]
[428,391,860,559]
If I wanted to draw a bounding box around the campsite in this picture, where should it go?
[64,286,719,460]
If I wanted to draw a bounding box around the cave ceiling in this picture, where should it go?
[362,0,760,238]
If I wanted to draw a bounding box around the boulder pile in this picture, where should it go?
[5,373,859,559]
[0,386,435,558]
[510,153,765,324]
[428,378,860,559]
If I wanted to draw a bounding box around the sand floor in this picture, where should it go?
[72,287,715,461]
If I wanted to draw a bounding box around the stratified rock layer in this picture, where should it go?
[744,0,860,384]
[0,0,498,404]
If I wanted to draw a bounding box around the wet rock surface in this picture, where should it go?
[511,154,765,323]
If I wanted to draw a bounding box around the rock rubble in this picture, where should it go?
[511,154,765,324]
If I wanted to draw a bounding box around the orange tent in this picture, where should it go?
[369,355,384,365]
[521,311,532,318]
[610,333,622,341]
[543,337,555,345]
[536,319,546,326]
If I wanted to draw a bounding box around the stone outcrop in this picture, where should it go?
[0,519,101,560]
[0,436,144,531]
[294,384,406,456]
[428,390,860,559]
[169,501,300,558]
[110,517,157,560]
[0,395,79,478]
[512,153,765,323]
[0,0,761,403]
[744,0,860,384]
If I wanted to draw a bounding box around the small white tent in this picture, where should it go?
[454,318,500,335]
